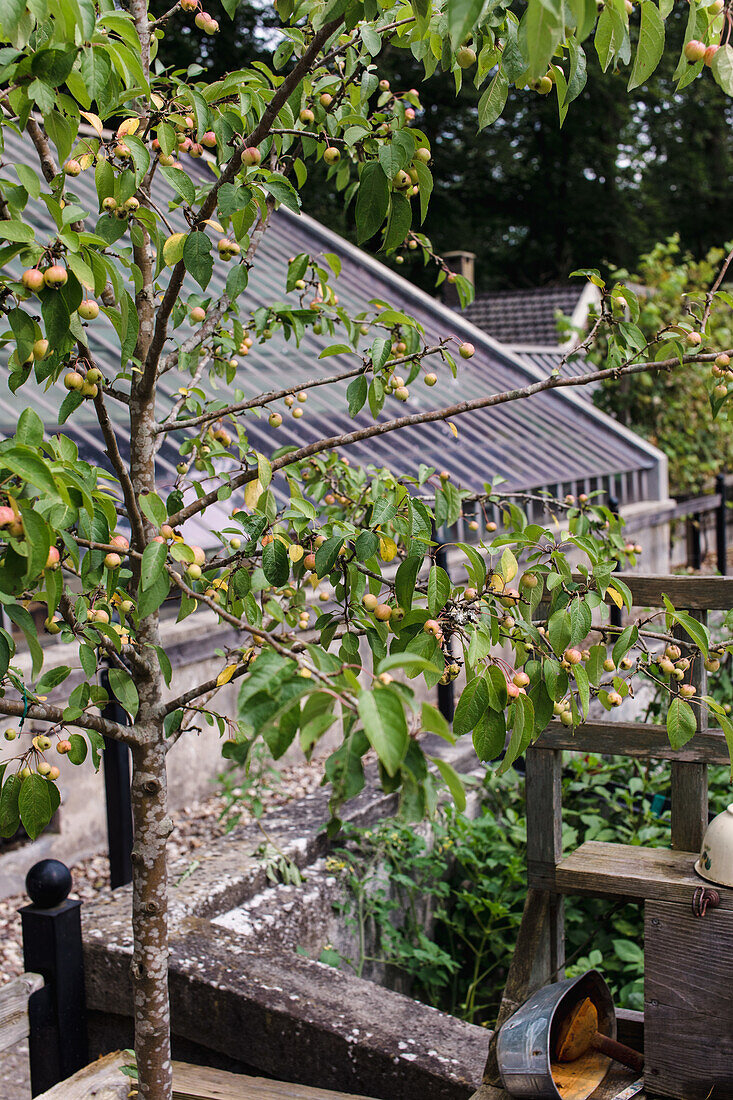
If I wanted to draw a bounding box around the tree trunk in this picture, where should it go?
[130,736,172,1100]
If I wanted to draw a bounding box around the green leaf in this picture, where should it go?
[18,774,56,840]
[472,708,506,761]
[421,701,455,742]
[612,623,638,667]
[354,530,379,561]
[160,165,195,205]
[667,697,697,749]
[346,375,367,417]
[138,492,167,528]
[453,674,490,737]
[108,667,140,720]
[712,43,733,95]
[478,70,508,129]
[428,565,451,617]
[432,755,466,812]
[261,175,302,214]
[395,555,421,611]
[67,733,88,765]
[0,773,22,838]
[141,540,167,590]
[355,162,390,244]
[525,0,563,80]
[137,569,170,618]
[357,688,409,776]
[446,0,484,48]
[16,407,44,448]
[315,535,344,578]
[383,192,411,253]
[4,602,43,676]
[182,232,213,290]
[574,664,590,718]
[262,539,289,587]
[2,444,61,500]
[628,1,665,90]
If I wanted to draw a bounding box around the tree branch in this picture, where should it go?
[142,17,343,385]
[166,347,729,529]
[90,366,146,550]
[0,696,137,743]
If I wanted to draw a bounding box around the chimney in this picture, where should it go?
[442,250,475,308]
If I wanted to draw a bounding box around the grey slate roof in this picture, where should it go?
[462,286,584,347]
[0,127,666,547]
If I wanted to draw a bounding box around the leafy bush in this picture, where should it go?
[330,755,730,1023]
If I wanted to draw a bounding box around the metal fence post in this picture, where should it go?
[434,541,455,723]
[716,473,727,576]
[100,667,134,888]
[20,859,88,1096]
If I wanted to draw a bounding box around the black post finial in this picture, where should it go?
[25,859,72,909]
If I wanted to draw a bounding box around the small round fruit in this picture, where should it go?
[607,691,623,707]
[423,619,441,635]
[299,108,314,124]
[64,159,82,176]
[43,265,68,288]
[513,671,530,688]
[536,75,553,94]
[57,739,72,754]
[81,381,98,398]
[22,268,45,291]
[520,572,538,589]
[187,563,202,580]
[679,683,697,698]
[269,412,283,428]
[415,147,431,164]
[705,658,721,673]
[424,372,437,386]
[564,647,582,665]
[458,342,475,359]
[64,370,84,390]
[46,546,60,569]
[242,146,262,166]
[3,727,17,741]
[456,45,476,67]
[104,552,122,569]
[323,147,340,165]
[683,39,706,62]
[120,600,134,614]
[292,407,304,418]
[686,330,703,346]
[375,603,393,622]
[379,79,390,91]
[189,306,206,324]
[201,131,217,148]
[603,657,616,672]
[78,299,99,320]
[704,44,720,67]
[33,339,49,360]
[48,765,60,781]
[362,593,379,611]
[319,93,333,108]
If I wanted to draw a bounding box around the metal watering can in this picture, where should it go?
[496,970,642,1100]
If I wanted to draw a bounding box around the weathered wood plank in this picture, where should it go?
[36,1050,130,1099]
[552,841,733,908]
[533,721,730,764]
[671,611,708,853]
[0,971,43,1055]
[172,1062,383,1100]
[645,901,733,1099]
[609,573,733,610]
[524,747,565,983]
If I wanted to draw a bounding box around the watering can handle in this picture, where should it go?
[593,1033,644,1074]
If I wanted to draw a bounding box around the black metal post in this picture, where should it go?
[607,494,623,629]
[101,667,133,888]
[435,541,455,723]
[688,515,702,572]
[716,472,727,576]
[21,860,88,1096]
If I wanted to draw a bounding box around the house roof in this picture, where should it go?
[0,127,666,547]
[462,285,595,348]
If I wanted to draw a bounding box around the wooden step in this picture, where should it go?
[172,1061,381,1100]
[548,841,733,909]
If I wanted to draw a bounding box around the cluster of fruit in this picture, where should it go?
[180,0,219,34]
[63,364,103,399]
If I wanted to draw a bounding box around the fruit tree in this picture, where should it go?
[0,0,732,1097]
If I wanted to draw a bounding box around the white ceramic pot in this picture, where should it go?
[695,804,733,888]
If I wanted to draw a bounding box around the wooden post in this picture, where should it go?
[671,611,708,853]
[478,747,565,1093]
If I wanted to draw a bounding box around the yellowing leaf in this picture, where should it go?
[117,117,140,137]
[607,586,623,609]
[162,233,186,267]
[499,547,518,584]
[447,421,458,438]
[216,663,238,686]
[288,544,304,562]
[80,111,103,137]
[203,219,225,233]
[379,536,398,562]
[244,478,263,509]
